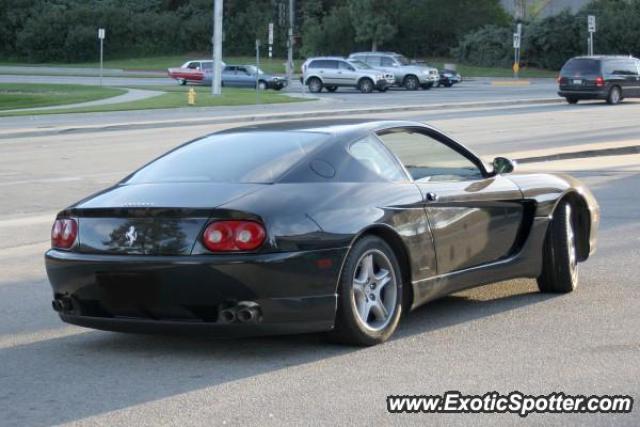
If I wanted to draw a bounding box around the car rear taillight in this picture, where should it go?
[51,218,78,249]
[202,220,266,252]
[595,76,605,87]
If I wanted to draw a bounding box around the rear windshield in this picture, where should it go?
[125,131,327,184]
[560,59,601,75]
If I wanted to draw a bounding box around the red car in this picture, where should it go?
[167,60,224,85]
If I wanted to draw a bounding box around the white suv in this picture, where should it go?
[348,52,439,90]
[302,57,394,93]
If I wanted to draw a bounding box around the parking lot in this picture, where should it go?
[1,99,639,426]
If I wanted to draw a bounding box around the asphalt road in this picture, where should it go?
[0,73,559,130]
[0,102,639,426]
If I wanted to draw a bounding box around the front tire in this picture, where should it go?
[358,78,374,93]
[537,201,578,293]
[403,75,419,90]
[566,97,578,104]
[330,236,403,346]
[257,80,268,90]
[307,77,323,93]
[326,86,338,92]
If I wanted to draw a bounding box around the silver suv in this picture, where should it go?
[348,52,439,90]
[302,57,394,93]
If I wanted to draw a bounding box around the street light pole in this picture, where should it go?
[212,0,223,96]
[287,0,294,84]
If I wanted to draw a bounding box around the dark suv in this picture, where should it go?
[558,56,640,105]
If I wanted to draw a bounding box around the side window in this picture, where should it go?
[237,66,248,74]
[338,61,354,71]
[381,56,395,67]
[377,130,483,182]
[325,60,339,69]
[187,62,200,70]
[308,61,320,69]
[349,135,406,182]
[366,56,381,66]
[202,62,212,71]
[607,60,638,76]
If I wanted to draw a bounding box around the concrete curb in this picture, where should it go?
[517,144,640,164]
[0,97,561,140]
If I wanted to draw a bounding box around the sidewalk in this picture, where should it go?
[4,88,164,113]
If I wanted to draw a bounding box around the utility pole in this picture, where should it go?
[513,22,521,79]
[98,28,105,86]
[587,15,596,56]
[287,0,294,84]
[212,0,223,96]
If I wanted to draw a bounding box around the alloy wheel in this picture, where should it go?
[351,249,398,331]
[566,204,578,284]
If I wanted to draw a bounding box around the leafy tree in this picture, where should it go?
[348,0,397,51]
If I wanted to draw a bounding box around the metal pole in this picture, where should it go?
[99,38,103,87]
[589,32,594,56]
[212,0,223,96]
[256,39,260,104]
[287,0,294,84]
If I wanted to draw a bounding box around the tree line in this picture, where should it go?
[0,0,507,62]
[1,0,637,70]
[455,0,640,70]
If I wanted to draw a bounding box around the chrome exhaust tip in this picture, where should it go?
[236,307,258,323]
[218,307,237,323]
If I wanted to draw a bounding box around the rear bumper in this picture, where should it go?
[558,89,608,100]
[267,79,287,89]
[45,247,347,336]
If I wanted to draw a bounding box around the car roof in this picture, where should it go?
[307,56,345,61]
[215,119,430,140]
[350,52,399,56]
[569,55,639,61]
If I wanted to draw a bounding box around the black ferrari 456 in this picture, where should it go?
[45,120,599,345]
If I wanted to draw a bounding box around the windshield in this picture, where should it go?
[246,65,265,75]
[560,59,601,76]
[349,60,372,70]
[125,131,328,184]
[394,55,411,66]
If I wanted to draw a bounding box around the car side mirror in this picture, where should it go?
[492,157,516,174]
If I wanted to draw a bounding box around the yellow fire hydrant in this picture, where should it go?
[187,88,197,106]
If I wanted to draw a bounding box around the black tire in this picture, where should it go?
[178,79,187,86]
[444,82,453,88]
[326,86,338,92]
[358,78,374,93]
[257,80,268,90]
[403,75,419,90]
[377,86,388,92]
[421,83,433,90]
[537,201,579,293]
[566,97,578,104]
[307,77,323,93]
[330,236,403,346]
[606,86,621,105]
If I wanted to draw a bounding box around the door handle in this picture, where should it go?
[425,192,438,202]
